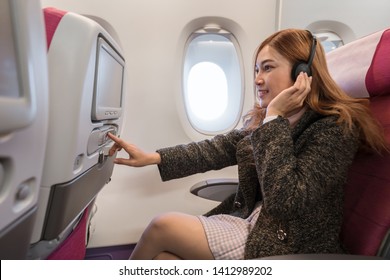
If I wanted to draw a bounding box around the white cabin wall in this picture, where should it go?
[40,0,277,247]
[278,0,390,43]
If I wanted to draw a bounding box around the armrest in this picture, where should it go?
[377,228,390,259]
[190,178,238,202]
[259,254,385,260]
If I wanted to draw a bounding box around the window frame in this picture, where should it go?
[182,28,244,135]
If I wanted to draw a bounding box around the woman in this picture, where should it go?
[108,29,388,260]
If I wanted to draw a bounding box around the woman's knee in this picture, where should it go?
[143,212,179,240]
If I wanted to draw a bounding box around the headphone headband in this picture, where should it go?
[306,32,317,69]
[291,31,317,81]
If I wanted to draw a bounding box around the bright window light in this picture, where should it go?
[187,62,228,121]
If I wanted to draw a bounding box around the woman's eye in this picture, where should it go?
[264,65,272,71]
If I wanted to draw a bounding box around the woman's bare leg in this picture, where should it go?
[129,212,214,260]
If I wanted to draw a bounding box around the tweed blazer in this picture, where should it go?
[157,109,359,259]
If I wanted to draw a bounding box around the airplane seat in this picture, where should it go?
[0,0,49,259]
[327,27,390,259]
[27,7,126,259]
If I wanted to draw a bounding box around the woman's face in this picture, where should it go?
[255,45,294,108]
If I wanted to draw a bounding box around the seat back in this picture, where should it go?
[28,7,126,259]
[0,0,49,259]
[327,28,390,258]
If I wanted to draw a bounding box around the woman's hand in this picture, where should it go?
[107,133,161,167]
[266,72,312,118]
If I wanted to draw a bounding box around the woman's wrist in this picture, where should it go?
[263,115,279,124]
[151,152,161,165]
[265,107,283,118]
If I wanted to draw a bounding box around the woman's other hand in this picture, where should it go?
[266,72,312,118]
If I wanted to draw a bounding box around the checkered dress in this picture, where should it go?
[198,202,262,259]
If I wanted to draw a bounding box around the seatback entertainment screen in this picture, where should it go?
[91,36,125,121]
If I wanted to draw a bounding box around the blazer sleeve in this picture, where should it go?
[157,129,248,181]
[251,115,359,219]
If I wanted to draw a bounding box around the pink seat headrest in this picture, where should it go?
[327,29,390,99]
[43,7,67,50]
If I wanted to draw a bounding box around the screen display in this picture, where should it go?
[0,6,20,99]
[92,37,125,121]
[0,0,37,134]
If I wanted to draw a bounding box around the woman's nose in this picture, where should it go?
[254,74,263,85]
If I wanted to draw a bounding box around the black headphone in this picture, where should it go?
[291,32,317,81]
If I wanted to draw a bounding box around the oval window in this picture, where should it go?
[183,31,243,134]
[314,31,344,53]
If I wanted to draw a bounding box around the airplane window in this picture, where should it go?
[183,32,243,135]
[314,31,344,53]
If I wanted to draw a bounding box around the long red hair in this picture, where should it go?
[243,29,388,154]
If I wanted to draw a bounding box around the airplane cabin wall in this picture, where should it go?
[40,0,277,247]
[39,0,390,248]
[278,0,390,43]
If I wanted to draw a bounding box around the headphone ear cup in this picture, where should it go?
[291,61,312,81]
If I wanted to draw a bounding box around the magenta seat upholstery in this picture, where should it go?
[327,28,390,257]
[43,7,66,50]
